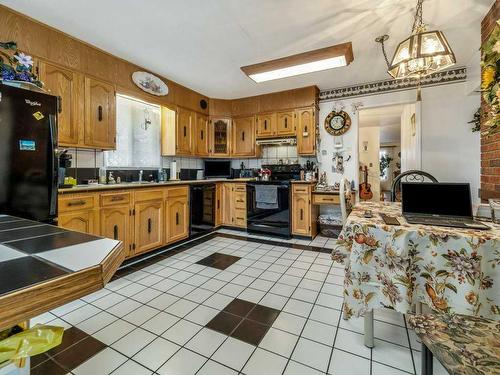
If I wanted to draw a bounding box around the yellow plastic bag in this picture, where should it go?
[0,325,64,363]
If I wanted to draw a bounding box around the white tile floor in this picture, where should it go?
[35,231,451,375]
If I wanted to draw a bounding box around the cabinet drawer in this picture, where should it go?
[233,184,246,193]
[100,192,131,207]
[59,194,96,213]
[312,194,340,205]
[233,208,247,227]
[165,186,189,198]
[292,185,311,194]
[135,189,164,202]
[233,192,246,209]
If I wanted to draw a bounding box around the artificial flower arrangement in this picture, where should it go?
[0,41,43,88]
[480,21,499,135]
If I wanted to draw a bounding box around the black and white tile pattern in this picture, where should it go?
[26,231,450,375]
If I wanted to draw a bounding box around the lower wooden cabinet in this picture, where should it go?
[134,199,163,255]
[165,187,189,244]
[100,205,132,258]
[291,184,318,237]
[58,210,98,235]
[221,183,247,228]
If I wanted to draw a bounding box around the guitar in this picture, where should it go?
[359,166,373,200]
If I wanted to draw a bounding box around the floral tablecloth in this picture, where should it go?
[332,201,500,320]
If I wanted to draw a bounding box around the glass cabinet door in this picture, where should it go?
[211,118,231,156]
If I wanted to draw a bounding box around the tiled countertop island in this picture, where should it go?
[0,215,124,331]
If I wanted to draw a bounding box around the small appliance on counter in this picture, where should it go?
[204,160,231,179]
[58,150,73,188]
[0,83,58,223]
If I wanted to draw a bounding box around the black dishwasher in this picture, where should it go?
[190,184,216,236]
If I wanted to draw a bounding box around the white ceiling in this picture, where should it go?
[1,0,492,99]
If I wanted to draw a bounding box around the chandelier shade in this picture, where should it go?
[388,29,456,79]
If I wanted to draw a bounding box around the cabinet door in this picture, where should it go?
[292,193,310,236]
[211,118,231,157]
[134,200,163,254]
[58,210,97,235]
[221,183,233,225]
[276,111,295,136]
[38,61,81,146]
[176,107,192,155]
[194,113,209,156]
[232,116,255,157]
[166,195,189,243]
[256,113,276,138]
[296,108,316,155]
[100,205,132,258]
[84,76,116,149]
[215,184,222,226]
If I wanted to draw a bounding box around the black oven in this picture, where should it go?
[247,181,291,238]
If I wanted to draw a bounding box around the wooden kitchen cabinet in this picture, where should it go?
[231,116,256,157]
[37,60,81,147]
[291,184,318,237]
[176,107,193,155]
[84,76,116,149]
[221,183,246,228]
[296,107,317,155]
[165,187,189,244]
[194,113,210,156]
[256,113,276,138]
[58,210,98,235]
[100,205,132,258]
[276,111,295,136]
[215,183,222,226]
[133,191,163,254]
[210,118,231,157]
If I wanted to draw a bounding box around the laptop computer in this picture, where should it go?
[401,182,490,230]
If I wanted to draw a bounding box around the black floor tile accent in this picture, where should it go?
[31,358,67,375]
[47,327,88,357]
[0,257,68,296]
[50,335,106,372]
[7,231,98,254]
[0,225,65,243]
[196,252,241,270]
[206,298,281,346]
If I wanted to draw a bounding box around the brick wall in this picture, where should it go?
[480,0,500,201]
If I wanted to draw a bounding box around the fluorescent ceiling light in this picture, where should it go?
[241,42,353,83]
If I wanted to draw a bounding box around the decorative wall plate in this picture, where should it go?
[132,71,169,96]
[325,110,351,136]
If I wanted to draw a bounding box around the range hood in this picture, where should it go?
[256,137,297,146]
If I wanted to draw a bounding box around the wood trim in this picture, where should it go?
[0,242,122,331]
[241,42,353,76]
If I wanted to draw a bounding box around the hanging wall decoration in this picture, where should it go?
[132,71,169,96]
[324,109,351,136]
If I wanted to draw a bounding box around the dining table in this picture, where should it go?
[331,201,500,347]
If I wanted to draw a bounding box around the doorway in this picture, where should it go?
[358,103,420,202]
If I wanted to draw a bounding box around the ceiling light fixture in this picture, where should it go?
[241,42,353,83]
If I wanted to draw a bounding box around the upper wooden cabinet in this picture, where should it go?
[231,116,256,157]
[176,107,193,155]
[276,111,295,136]
[296,107,317,155]
[256,113,276,138]
[84,76,116,149]
[210,118,231,157]
[194,113,209,157]
[38,61,81,147]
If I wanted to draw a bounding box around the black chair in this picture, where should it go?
[391,170,438,202]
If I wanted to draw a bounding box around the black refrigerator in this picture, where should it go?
[0,83,58,223]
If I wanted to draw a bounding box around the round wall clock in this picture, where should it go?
[132,71,169,96]
[325,110,351,136]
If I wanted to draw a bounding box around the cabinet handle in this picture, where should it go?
[236,199,244,203]
[176,212,179,225]
[295,189,307,192]
[67,200,85,207]
[201,130,204,140]
[183,126,187,137]
[242,131,245,141]
[217,199,220,209]
[284,117,287,128]
[264,120,267,130]
[57,96,62,114]
[98,105,103,121]
[147,218,152,233]
[111,196,125,202]
[300,208,303,221]
[113,225,118,240]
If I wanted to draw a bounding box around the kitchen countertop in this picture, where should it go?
[58,178,256,194]
[0,214,124,331]
[291,180,317,184]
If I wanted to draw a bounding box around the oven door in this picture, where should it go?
[247,183,290,238]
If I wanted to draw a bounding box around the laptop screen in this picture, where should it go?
[401,183,473,218]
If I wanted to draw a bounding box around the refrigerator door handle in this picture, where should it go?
[48,114,58,218]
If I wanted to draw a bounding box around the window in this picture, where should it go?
[104,95,161,168]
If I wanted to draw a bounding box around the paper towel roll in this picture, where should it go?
[170,161,178,180]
